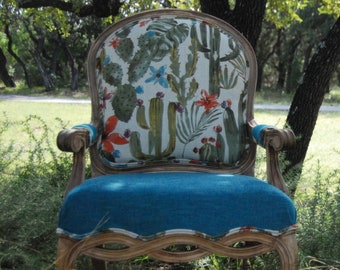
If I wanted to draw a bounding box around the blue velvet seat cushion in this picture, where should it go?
[58,172,296,240]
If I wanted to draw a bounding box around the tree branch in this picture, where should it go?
[18,0,73,10]
[17,0,122,18]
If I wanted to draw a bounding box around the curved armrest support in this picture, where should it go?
[56,124,99,197]
[57,124,98,152]
[251,123,296,195]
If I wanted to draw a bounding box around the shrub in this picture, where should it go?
[296,163,340,269]
[0,115,71,269]
[0,115,339,269]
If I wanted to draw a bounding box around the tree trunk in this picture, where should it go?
[284,17,340,195]
[200,0,267,49]
[257,26,282,91]
[4,24,32,88]
[0,47,16,87]
[58,35,79,90]
[276,30,286,89]
[285,35,301,94]
[302,44,313,72]
[228,0,267,49]
[276,61,286,90]
[33,53,54,91]
[23,17,54,91]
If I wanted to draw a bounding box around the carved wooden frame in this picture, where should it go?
[56,9,298,270]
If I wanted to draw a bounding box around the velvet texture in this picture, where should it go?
[58,172,296,240]
[72,124,98,145]
[251,124,273,147]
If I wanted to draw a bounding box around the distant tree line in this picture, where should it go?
[0,1,338,92]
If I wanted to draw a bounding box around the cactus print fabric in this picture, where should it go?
[95,15,250,169]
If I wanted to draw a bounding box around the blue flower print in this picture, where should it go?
[145,65,169,88]
[113,149,121,158]
[147,31,155,38]
[104,56,110,66]
[135,85,144,94]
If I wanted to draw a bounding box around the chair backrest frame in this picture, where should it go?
[86,9,258,177]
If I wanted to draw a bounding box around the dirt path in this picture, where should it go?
[1,94,340,111]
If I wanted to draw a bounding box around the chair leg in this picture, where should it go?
[56,237,77,270]
[278,233,298,270]
[92,258,107,270]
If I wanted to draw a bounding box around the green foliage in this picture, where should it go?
[265,0,308,28]
[297,164,340,269]
[265,0,340,28]
[1,0,339,92]
[26,7,71,37]
[0,111,339,269]
[168,0,200,10]
[315,0,340,18]
[0,115,72,269]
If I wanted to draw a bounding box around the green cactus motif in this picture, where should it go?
[223,106,239,164]
[147,19,189,61]
[177,102,221,158]
[128,49,152,83]
[216,132,225,162]
[115,38,134,62]
[167,31,199,107]
[193,22,241,96]
[100,19,190,85]
[111,84,137,122]
[130,97,177,161]
[197,126,225,164]
[101,18,249,167]
[200,143,218,163]
[136,103,149,129]
[222,96,247,165]
[220,39,241,62]
[219,65,238,90]
[102,62,123,86]
[126,19,189,83]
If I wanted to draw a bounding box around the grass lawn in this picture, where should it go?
[0,100,91,125]
[1,99,339,175]
[255,110,340,172]
[0,99,339,269]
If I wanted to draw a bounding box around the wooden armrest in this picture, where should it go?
[57,128,92,197]
[250,121,296,195]
[262,128,296,152]
[57,129,90,153]
[262,127,296,195]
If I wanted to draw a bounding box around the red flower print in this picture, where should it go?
[139,20,150,27]
[196,89,219,113]
[208,137,216,143]
[109,37,120,49]
[102,116,129,153]
[213,125,222,133]
[201,137,208,144]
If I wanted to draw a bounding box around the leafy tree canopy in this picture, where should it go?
[2,0,337,36]
[266,0,340,28]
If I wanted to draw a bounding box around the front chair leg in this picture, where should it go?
[56,237,77,270]
[278,233,298,270]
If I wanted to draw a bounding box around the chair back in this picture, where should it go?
[87,9,258,176]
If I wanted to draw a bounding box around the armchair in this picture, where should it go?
[56,9,297,269]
